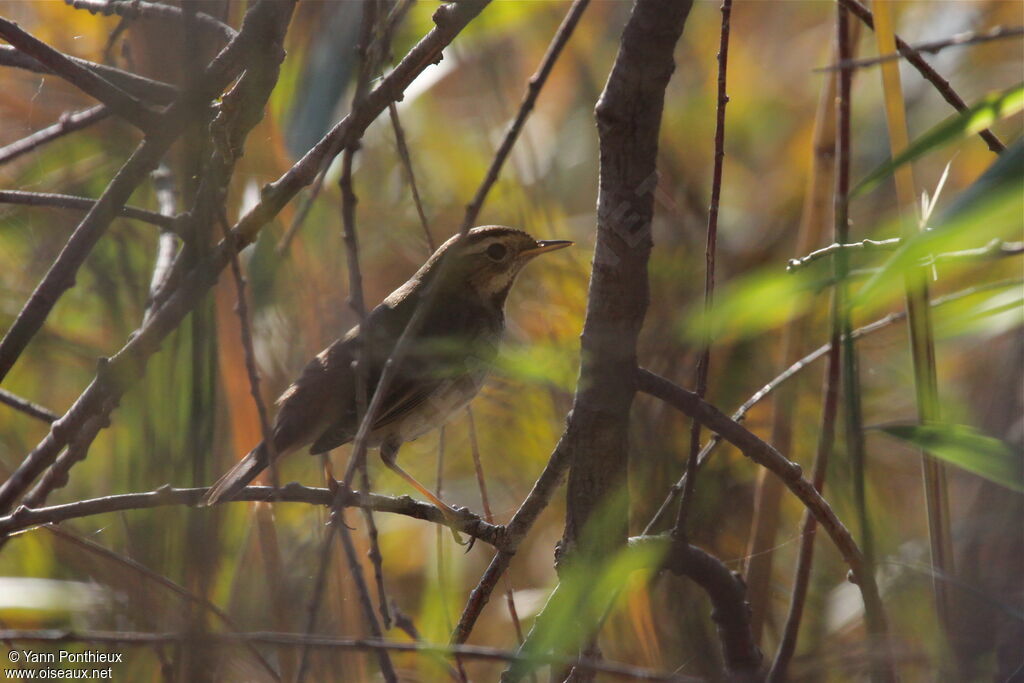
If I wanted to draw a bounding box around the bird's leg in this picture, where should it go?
[380,440,466,544]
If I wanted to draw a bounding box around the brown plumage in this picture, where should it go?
[203,226,571,509]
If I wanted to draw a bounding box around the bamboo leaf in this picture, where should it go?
[876,423,1023,492]
[853,83,1024,198]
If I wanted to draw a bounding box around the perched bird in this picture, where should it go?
[203,226,572,512]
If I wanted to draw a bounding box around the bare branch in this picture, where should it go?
[642,278,1023,535]
[837,0,1005,154]
[388,102,434,251]
[0,0,297,512]
[63,0,237,44]
[37,526,280,681]
[0,189,178,230]
[674,0,732,541]
[0,484,505,547]
[636,368,891,663]
[639,536,762,676]
[0,106,109,166]
[0,21,161,130]
[0,388,59,423]
[787,238,901,271]
[460,0,591,232]
[0,47,177,105]
[819,25,1024,72]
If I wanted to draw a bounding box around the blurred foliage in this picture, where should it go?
[0,0,1021,681]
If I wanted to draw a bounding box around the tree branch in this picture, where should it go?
[63,0,237,44]
[0,189,177,230]
[674,0,732,542]
[0,21,161,130]
[837,0,1005,154]
[0,484,505,547]
[0,0,297,514]
[636,367,891,666]
[0,105,109,166]
[820,24,1024,72]
[0,46,177,105]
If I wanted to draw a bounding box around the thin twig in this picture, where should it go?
[215,210,278,491]
[740,22,858,642]
[838,0,1005,154]
[388,102,434,251]
[0,47,177,105]
[768,247,845,683]
[304,3,395,665]
[641,278,1023,535]
[0,388,59,423]
[0,106,109,166]
[0,0,296,512]
[460,0,589,232]
[20,397,113,510]
[466,409,528,651]
[673,0,732,541]
[0,484,503,548]
[339,516,399,682]
[819,24,1024,72]
[787,237,901,271]
[636,368,891,655]
[37,526,280,681]
[934,238,1024,262]
[0,20,160,131]
[0,189,177,229]
[64,0,237,44]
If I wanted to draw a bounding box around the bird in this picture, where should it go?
[203,226,572,513]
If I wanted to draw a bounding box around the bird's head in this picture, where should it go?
[410,226,572,308]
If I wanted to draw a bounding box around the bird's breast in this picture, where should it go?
[387,367,490,443]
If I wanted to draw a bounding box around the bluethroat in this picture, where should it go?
[203,226,572,512]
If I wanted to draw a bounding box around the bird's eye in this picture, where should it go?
[486,243,508,261]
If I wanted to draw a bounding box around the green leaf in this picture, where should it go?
[852,183,1023,309]
[686,269,818,343]
[853,83,1024,198]
[934,284,1024,340]
[876,423,1023,492]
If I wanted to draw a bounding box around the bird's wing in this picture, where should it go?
[305,296,499,455]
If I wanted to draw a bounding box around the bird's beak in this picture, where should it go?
[521,240,573,258]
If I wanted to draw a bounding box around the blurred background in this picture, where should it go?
[0,0,1021,680]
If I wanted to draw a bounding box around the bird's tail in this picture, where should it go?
[202,443,270,506]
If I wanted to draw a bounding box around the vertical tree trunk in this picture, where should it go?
[558,0,693,677]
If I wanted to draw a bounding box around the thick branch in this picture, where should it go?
[635,536,761,677]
